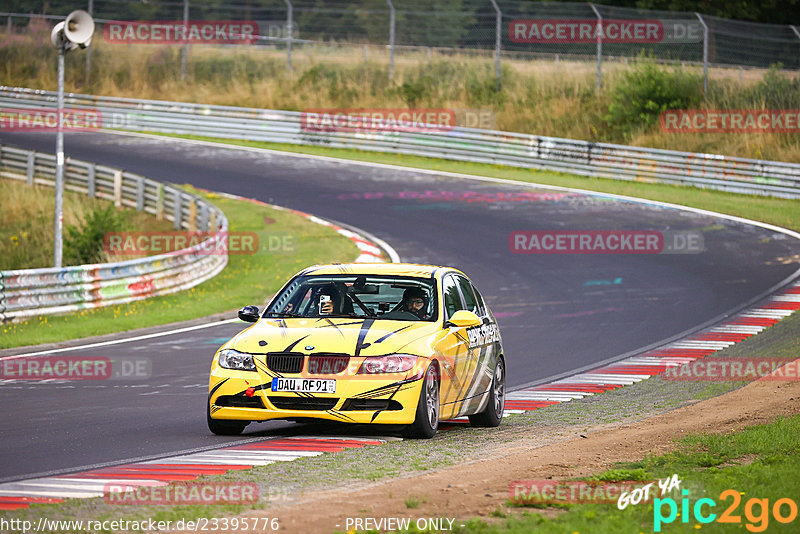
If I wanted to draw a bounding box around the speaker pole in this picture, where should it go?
[54,42,65,268]
[85,0,93,83]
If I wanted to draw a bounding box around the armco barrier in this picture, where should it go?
[1,87,799,198]
[0,145,228,323]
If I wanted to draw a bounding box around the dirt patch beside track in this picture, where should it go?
[246,361,800,533]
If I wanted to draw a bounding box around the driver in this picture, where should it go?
[402,287,429,320]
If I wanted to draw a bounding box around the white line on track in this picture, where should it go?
[0,319,240,360]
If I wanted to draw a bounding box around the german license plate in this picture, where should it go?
[271,377,336,394]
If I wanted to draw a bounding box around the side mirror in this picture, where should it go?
[445,310,481,328]
[238,305,260,323]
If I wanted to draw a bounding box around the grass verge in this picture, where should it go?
[0,184,359,349]
[487,416,800,533]
[0,178,173,270]
[160,133,800,233]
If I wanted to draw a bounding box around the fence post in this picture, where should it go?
[284,0,293,72]
[199,203,208,232]
[589,3,602,91]
[113,170,123,208]
[27,152,35,186]
[387,0,395,80]
[180,0,189,81]
[156,183,164,220]
[791,26,800,78]
[6,16,11,33]
[173,190,182,230]
[87,163,96,197]
[489,0,502,87]
[136,177,144,211]
[695,13,708,97]
[188,198,197,232]
[85,0,93,83]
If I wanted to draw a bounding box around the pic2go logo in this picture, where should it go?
[654,489,798,532]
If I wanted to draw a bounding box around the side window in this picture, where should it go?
[456,276,480,315]
[470,282,487,317]
[442,275,465,319]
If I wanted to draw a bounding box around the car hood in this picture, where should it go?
[226,317,440,357]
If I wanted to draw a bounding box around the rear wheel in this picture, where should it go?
[207,402,248,436]
[469,357,505,427]
[404,363,439,439]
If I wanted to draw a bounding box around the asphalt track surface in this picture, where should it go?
[1,131,798,482]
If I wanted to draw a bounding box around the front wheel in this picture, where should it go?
[207,403,248,436]
[469,357,505,427]
[404,363,439,439]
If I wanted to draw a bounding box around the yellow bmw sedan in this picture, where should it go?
[208,263,505,438]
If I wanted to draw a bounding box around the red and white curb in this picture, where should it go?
[2,283,797,510]
[0,437,397,509]
[502,280,800,410]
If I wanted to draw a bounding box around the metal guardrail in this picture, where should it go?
[0,144,228,323]
[1,87,798,199]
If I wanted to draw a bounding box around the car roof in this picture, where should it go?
[299,263,463,279]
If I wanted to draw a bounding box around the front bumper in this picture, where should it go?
[208,367,424,425]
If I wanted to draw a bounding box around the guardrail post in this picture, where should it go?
[173,190,183,230]
[188,198,197,232]
[156,183,164,220]
[113,170,123,207]
[489,0,502,88]
[589,3,603,91]
[87,163,96,197]
[386,0,395,80]
[696,13,709,97]
[26,152,35,186]
[199,203,209,231]
[180,0,189,81]
[136,176,144,211]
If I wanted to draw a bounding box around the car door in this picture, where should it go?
[455,277,501,414]
[434,273,471,419]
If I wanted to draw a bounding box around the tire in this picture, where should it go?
[207,402,248,436]
[469,357,505,427]
[404,363,440,439]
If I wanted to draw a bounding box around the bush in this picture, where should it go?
[604,61,703,139]
[747,64,800,108]
[64,204,129,265]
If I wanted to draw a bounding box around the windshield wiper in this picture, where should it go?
[266,312,302,318]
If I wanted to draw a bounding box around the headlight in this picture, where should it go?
[356,354,418,374]
[218,349,257,372]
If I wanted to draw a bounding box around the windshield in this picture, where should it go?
[265,274,438,321]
